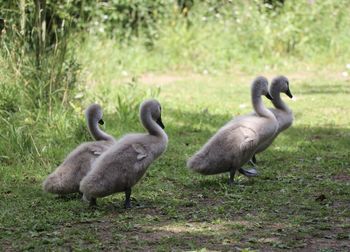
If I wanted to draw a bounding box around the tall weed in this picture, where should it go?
[0,1,82,165]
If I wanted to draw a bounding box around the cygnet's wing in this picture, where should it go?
[132,143,148,160]
[88,142,110,156]
[238,126,258,154]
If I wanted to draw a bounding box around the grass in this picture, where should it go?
[1,66,349,251]
[78,0,350,79]
[1,1,350,250]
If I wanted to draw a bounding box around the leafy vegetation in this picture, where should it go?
[0,0,349,251]
[80,0,350,77]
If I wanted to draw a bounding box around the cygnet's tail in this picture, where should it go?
[42,169,77,195]
[79,174,111,198]
[187,151,214,175]
[79,177,91,196]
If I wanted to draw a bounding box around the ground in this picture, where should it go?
[1,68,349,251]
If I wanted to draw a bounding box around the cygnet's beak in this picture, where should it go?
[98,119,104,125]
[156,116,165,129]
[265,92,273,100]
[286,89,293,98]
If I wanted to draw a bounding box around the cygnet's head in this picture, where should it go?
[252,76,273,100]
[271,76,293,98]
[140,99,165,129]
[85,104,104,125]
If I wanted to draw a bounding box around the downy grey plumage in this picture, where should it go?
[187,76,278,184]
[42,104,115,195]
[79,99,168,208]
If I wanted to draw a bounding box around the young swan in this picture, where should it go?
[187,76,278,184]
[42,104,115,195]
[80,99,168,208]
[249,75,293,164]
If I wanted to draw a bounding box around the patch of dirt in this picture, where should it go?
[119,228,237,251]
[332,172,350,182]
[149,220,249,234]
[249,64,349,83]
[239,222,350,251]
[139,72,204,86]
[135,66,349,87]
[0,240,15,252]
[108,66,349,89]
[302,235,350,252]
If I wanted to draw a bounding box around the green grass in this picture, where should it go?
[1,67,349,251]
[1,1,350,250]
[77,0,350,79]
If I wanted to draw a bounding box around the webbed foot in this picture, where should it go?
[124,201,132,209]
[238,167,258,177]
[89,198,97,207]
[228,169,236,186]
[82,193,97,207]
[124,188,132,209]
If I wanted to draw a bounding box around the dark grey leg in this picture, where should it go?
[124,188,132,209]
[249,159,256,167]
[239,154,258,177]
[82,193,97,207]
[252,155,257,164]
[228,169,235,185]
[90,197,97,207]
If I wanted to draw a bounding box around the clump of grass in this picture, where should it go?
[0,1,83,165]
[114,84,160,123]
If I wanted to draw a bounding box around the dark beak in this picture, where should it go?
[156,116,165,129]
[98,119,104,125]
[285,88,293,98]
[265,93,273,100]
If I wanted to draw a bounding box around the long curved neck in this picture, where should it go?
[87,118,114,142]
[252,92,275,119]
[141,112,167,139]
[270,88,291,112]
